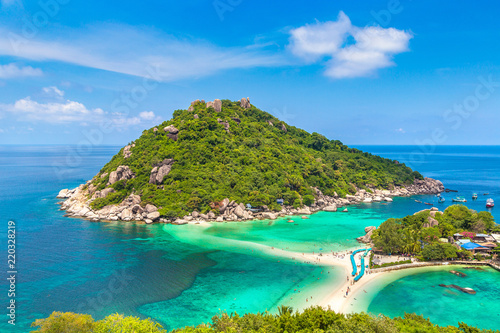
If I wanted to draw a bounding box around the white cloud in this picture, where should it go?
[112,116,141,127]
[289,12,352,62]
[396,128,406,133]
[289,12,413,79]
[1,87,155,128]
[4,97,102,123]
[0,24,282,81]
[42,86,64,98]
[0,63,42,78]
[139,111,155,120]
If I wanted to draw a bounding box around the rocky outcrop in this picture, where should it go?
[58,170,444,225]
[92,188,115,199]
[217,118,230,133]
[164,125,179,141]
[357,226,376,244]
[194,114,199,119]
[240,97,251,109]
[323,204,337,212]
[295,207,311,215]
[206,99,222,112]
[262,212,277,220]
[57,188,76,199]
[147,211,160,221]
[424,216,439,228]
[281,124,287,132]
[218,198,230,213]
[405,178,444,194]
[149,159,175,185]
[123,143,135,159]
[234,205,245,218]
[108,166,135,185]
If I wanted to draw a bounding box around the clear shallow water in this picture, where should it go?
[0,145,499,332]
[358,265,500,331]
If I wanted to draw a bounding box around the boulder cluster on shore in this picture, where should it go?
[57,177,444,225]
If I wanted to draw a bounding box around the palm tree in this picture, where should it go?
[277,305,293,317]
[402,228,421,254]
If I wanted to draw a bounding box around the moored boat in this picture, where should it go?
[452,196,467,203]
[486,198,494,208]
[439,284,476,295]
[438,197,445,203]
[472,193,478,200]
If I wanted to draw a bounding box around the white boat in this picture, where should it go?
[486,198,494,208]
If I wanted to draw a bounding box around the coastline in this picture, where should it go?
[55,177,444,225]
[55,172,490,319]
[324,260,500,315]
[182,231,500,317]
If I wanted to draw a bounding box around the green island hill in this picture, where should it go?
[57,98,444,224]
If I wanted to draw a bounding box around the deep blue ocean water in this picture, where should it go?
[0,145,498,331]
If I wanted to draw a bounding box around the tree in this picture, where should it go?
[31,312,95,333]
[31,307,497,333]
[421,243,457,260]
[372,219,404,254]
[94,314,166,333]
[402,228,421,253]
[438,222,456,238]
[420,227,440,244]
[440,205,474,229]
[475,211,496,231]
[302,194,315,206]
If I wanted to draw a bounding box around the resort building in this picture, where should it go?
[460,242,492,254]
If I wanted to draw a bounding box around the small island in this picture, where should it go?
[57,98,443,224]
[368,205,499,263]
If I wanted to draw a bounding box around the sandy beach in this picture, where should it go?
[173,222,378,312]
[250,244,379,313]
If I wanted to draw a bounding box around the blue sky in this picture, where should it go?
[1,0,499,145]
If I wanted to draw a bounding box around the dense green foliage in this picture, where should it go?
[421,243,459,260]
[371,205,496,258]
[88,100,421,217]
[436,205,496,234]
[32,307,499,333]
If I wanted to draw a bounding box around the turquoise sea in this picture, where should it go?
[0,145,499,331]
[368,265,500,330]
